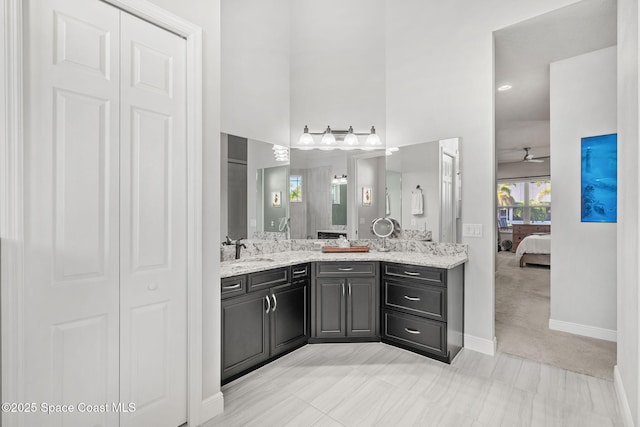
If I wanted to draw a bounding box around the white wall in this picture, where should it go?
[549,47,617,339]
[617,0,640,424]
[385,0,580,352]
[221,0,290,145]
[290,0,386,148]
[146,0,223,421]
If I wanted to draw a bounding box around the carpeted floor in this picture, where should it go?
[495,251,616,380]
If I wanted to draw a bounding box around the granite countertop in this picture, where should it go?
[220,250,467,278]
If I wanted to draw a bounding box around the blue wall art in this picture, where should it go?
[581,134,617,223]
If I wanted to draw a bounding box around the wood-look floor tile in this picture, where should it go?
[327,377,410,426]
[209,343,622,427]
[491,352,524,385]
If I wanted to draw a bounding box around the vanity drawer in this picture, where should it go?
[316,262,377,277]
[383,263,444,286]
[248,267,289,292]
[383,310,446,356]
[221,275,246,299]
[383,279,446,321]
[291,263,310,281]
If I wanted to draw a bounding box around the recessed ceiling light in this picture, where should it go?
[497,84,513,92]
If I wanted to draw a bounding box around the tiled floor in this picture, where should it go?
[205,343,622,426]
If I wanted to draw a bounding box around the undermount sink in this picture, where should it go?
[232,257,275,264]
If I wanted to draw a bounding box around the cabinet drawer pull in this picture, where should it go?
[272,294,277,312]
[338,267,354,271]
[342,283,345,296]
[265,295,271,314]
[404,328,421,335]
[404,295,421,302]
[223,284,241,290]
[348,282,351,296]
[404,271,421,276]
[293,269,306,275]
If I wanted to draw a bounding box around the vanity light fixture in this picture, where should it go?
[296,125,382,150]
[331,174,348,185]
[272,144,289,162]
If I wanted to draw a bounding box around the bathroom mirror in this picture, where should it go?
[385,138,461,243]
[220,133,290,240]
[289,147,386,239]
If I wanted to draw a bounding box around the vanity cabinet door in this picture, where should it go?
[315,277,346,338]
[270,281,308,357]
[221,290,270,381]
[346,277,378,337]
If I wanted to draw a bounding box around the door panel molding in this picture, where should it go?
[1,0,211,425]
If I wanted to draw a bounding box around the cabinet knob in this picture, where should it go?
[148,283,158,291]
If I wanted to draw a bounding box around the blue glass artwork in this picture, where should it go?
[581,134,617,223]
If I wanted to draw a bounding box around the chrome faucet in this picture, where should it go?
[223,236,247,260]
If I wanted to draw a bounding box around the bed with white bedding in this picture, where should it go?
[516,233,551,267]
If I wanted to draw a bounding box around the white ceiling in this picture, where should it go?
[494,0,616,164]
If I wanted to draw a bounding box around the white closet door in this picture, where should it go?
[118,11,188,427]
[23,0,121,426]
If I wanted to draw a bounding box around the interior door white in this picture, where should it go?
[118,11,188,427]
[23,0,121,426]
[441,152,455,243]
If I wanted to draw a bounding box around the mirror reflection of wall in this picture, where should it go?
[356,154,387,239]
[220,133,289,241]
[290,149,351,239]
[385,138,461,242]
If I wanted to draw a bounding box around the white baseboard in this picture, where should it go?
[464,334,496,356]
[614,365,635,427]
[548,319,617,342]
[199,392,224,426]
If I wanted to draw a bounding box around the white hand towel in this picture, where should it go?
[411,191,423,215]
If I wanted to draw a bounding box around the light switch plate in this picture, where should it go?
[463,223,483,237]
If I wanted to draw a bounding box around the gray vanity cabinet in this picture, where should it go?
[222,264,309,383]
[221,289,270,381]
[313,262,379,340]
[270,274,309,357]
[381,262,464,363]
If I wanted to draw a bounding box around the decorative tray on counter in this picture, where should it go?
[321,246,370,253]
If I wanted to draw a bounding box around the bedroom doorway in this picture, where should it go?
[493,0,617,379]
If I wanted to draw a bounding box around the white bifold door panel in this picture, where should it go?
[119,11,187,427]
[23,1,187,426]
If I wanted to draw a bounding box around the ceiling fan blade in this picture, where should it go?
[524,158,544,163]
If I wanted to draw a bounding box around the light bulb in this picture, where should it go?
[321,126,336,145]
[344,126,359,146]
[297,125,314,145]
[366,126,381,146]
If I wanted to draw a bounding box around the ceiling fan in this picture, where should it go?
[522,147,548,163]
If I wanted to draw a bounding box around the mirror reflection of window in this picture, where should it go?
[290,175,302,202]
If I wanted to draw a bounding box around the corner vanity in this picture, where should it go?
[220,245,466,384]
